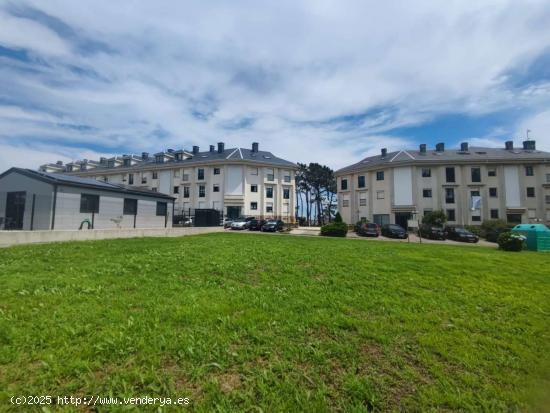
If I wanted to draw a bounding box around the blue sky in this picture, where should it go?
[0,0,549,170]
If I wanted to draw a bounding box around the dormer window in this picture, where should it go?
[108,161,115,168]
[123,159,131,167]
[80,164,86,171]
[155,155,164,164]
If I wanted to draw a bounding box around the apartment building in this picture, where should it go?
[335,140,550,227]
[41,142,298,222]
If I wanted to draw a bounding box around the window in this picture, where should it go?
[490,209,499,219]
[471,167,481,183]
[251,202,258,210]
[359,198,367,206]
[104,176,109,182]
[446,209,456,221]
[488,169,497,177]
[525,166,534,176]
[182,173,189,181]
[341,179,348,190]
[342,199,349,207]
[422,189,432,198]
[152,171,158,179]
[151,188,157,192]
[423,209,432,216]
[155,155,163,164]
[445,188,455,204]
[199,185,205,197]
[546,173,550,183]
[156,202,167,216]
[123,199,137,215]
[197,169,204,180]
[546,195,550,204]
[283,188,290,199]
[251,184,258,193]
[173,186,179,194]
[80,194,99,213]
[471,190,480,197]
[507,213,522,224]
[446,167,455,183]
[376,190,384,199]
[173,169,180,177]
[213,184,220,192]
[250,167,258,175]
[421,168,431,178]
[266,187,273,198]
[284,175,291,183]
[128,173,134,185]
[267,173,274,181]
[214,168,220,175]
[526,187,535,198]
[376,171,384,181]
[183,186,190,198]
[358,175,366,188]
[472,216,481,222]
[489,187,498,197]
[141,176,147,184]
[266,203,273,213]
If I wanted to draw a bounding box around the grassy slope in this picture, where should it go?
[0,233,549,412]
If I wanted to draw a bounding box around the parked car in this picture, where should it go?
[485,228,510,243]
[248,219,266,231]
[230,218,250,230]
[381,224,408,239]
[419,224,446,240]
[445,226,479,243]
[223,219,233,229]
[357,223,380,237]
[261,220,285,232]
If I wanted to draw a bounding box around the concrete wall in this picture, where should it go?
[0,226,223,247]
[54,185,173,230]
[0,172,54,230]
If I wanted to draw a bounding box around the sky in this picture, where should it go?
[0,0,549,171]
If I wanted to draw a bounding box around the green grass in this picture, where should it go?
[0,233,549,412]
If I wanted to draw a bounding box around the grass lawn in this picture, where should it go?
[0,233,549,412]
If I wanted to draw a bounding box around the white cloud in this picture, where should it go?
[0,0,549,172]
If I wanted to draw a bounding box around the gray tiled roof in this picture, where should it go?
[336,146,550,174]
[74,147,297,173]
[1,168,175,200]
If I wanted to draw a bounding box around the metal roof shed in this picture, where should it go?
[511,224,550,252]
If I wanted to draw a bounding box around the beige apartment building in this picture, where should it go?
[335,140,550,228]
[40,142,298,222]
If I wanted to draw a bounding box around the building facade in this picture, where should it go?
[0,168,175,231]
[41,142,298,222]
[335,140,550,227]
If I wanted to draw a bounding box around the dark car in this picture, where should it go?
[261,220,285,232]
[445,226,479,243]
[358,223,380,237]
[248,219,266,231]
[381,224,408,239]
[419,225,446,240]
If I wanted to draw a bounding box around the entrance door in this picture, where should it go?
[5,191,26,230]
[226,206,241,219]
[394,212,411,229]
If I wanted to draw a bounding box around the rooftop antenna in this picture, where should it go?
[526,129,531,140]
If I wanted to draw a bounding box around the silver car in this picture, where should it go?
[230,219,249,230]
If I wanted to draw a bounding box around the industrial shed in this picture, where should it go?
[0,168,175,231]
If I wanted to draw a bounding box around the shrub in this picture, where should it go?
[481,219,513,242]
[422,210,447,227]
[497,232,525,252]
[334,212,343,223]
[320,222,348,237]
[465,225,482,237]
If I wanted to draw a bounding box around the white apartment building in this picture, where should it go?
[41,142,298,222]
[335,140,550,228]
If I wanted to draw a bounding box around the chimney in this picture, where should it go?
[419,144,426,154]
[252,142,259,153]
[505,140,514,150]
[56,160,64,166]
[460,142,469,152]
[192,145,199,154]
[217,142,225,153]
[141,152,149,160]
[523,140,536,150]
[435,142,445,152]
[210,145,215,152]
[381,148,387,157]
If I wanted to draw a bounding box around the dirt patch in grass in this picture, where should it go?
[217,372,242,393]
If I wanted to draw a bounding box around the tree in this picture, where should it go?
[295,162,336,226]
[422,210,447,226]
[334,212,343,223]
